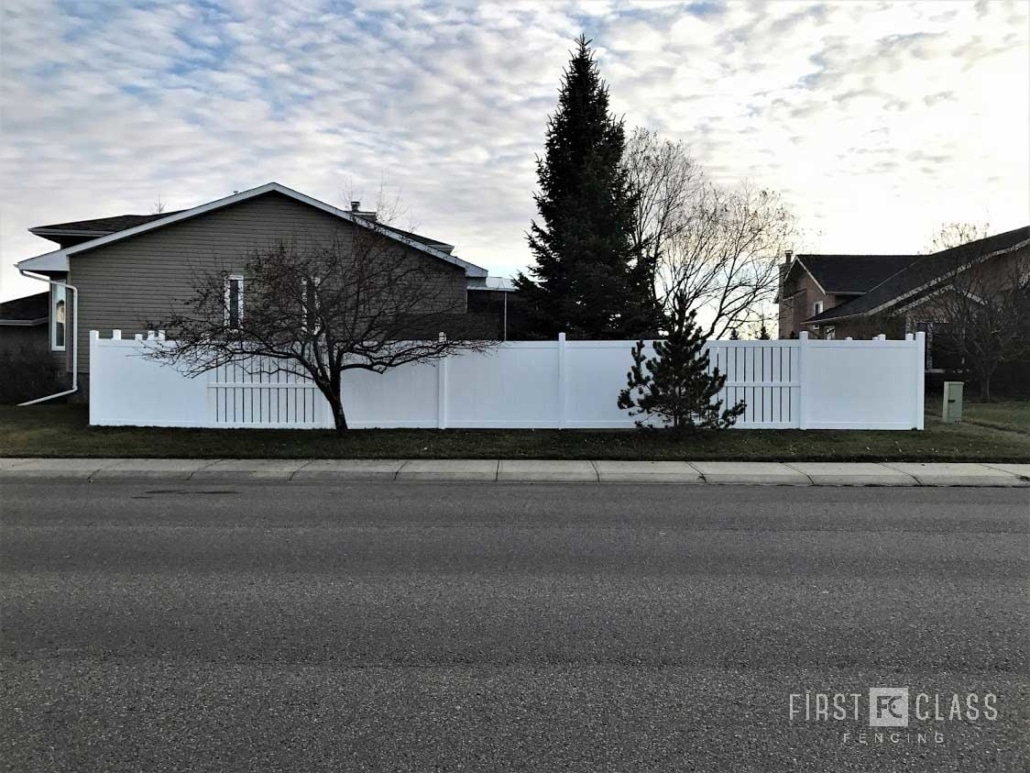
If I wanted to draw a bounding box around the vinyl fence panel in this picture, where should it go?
[89,330,925,431]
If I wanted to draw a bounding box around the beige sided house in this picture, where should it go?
[15,182,514,401]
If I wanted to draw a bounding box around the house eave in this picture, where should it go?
[16,249,69,272]
[29,227,116,238]
[0,317,47,327]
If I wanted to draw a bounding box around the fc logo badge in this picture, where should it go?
[869,687,909,727]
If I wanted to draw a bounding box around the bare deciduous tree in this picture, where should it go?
[926,221,990,253]
[624,128,700,304]
[146,223,495,432]
[624,130,798,338]
[923,247,1030,401]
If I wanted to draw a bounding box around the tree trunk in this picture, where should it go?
[330,397,349,433]
[316,375,348,434]
[978,371,992,402]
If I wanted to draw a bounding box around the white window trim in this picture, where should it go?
[813,300,824,315]
[301,276,322,334]
[50,280,67,352]
[225,274,244,330]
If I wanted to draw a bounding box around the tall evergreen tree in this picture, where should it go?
[514,35,655,339]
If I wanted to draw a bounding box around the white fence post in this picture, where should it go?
[914,332,925,430]
[437,332,448,430]
[797,331,809,430]
[556,333,568,429]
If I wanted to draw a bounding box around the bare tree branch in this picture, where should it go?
[624,130,797,338]
[145,223,496,432]
[919,234,1029,401]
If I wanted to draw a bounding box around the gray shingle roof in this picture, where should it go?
[31,210,455,252]
[810,225,1030,323]
[0,291,48,323]
[795,254,917,295]
[30,212,186,235]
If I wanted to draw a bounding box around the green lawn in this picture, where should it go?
[961,400,1030,435]
[1,403,1028,462]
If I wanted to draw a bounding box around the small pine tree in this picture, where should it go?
[617,294,746,431]
[758,324,771,340]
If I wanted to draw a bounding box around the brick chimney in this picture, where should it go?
[778,250,794,296]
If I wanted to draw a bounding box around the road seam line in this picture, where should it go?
[289,460,314,481]
[187,459,224,480]
[783,462,816,486]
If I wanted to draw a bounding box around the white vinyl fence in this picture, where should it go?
[89,330,925,430]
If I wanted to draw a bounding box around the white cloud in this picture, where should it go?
[1,0,1027,301]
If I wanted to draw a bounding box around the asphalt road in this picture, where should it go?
[1,482,1027,772]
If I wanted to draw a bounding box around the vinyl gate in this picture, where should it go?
[707,341,800,428]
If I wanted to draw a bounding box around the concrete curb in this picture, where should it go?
[0,459,1028,487]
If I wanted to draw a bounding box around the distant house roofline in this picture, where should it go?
[784,253,919,297]
[0,290,49,326]
[802,225,1030,325]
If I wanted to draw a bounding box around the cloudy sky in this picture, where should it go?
[1,0,1027,301]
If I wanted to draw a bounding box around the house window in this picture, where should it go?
[301,277,320,333]
[824,326,835,341]
[51,282,67,351]
[225,275,244,330]
[813,300,824,315]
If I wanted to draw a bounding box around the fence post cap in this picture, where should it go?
[89,330,100,339]
[558,332,566,341]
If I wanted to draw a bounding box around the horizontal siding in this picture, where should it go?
[68,192,467,374]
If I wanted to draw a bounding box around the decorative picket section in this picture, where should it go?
[208,358,324,427]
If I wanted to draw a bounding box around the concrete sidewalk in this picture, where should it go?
[0,458,1027,486]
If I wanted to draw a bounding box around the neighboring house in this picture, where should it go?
[15,182,514,400]
[778,226,1030,363]
[0,291,50,356]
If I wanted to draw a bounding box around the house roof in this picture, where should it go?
[808,225,1030,324]
[466,276,516,292]
[0,291,48,326]
[17,182,487,278]
[29,212,186,241]
[373,222,454,253]
[792,254,917,295]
